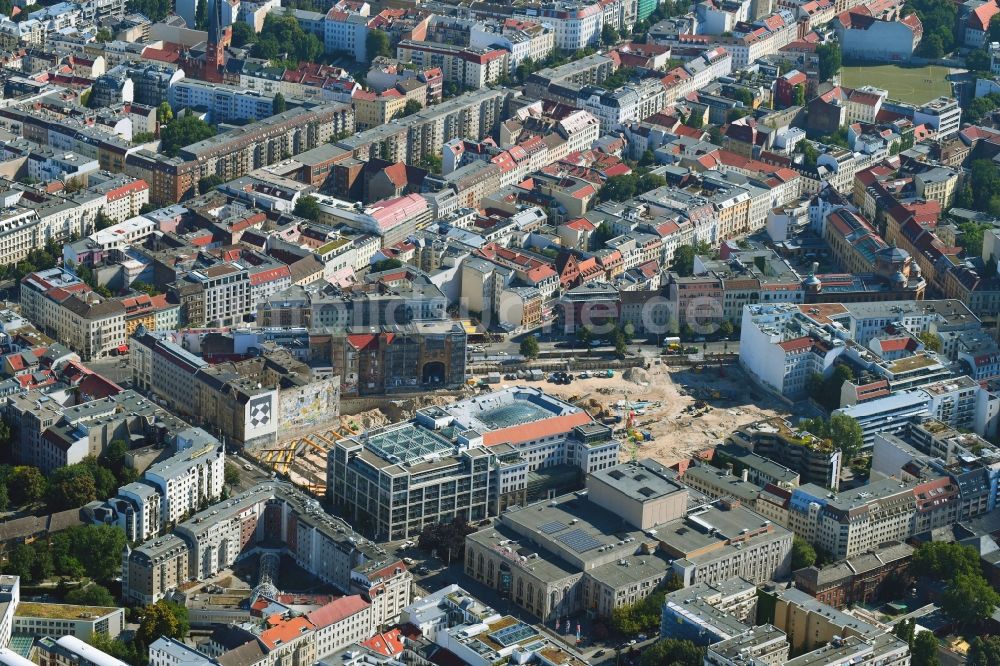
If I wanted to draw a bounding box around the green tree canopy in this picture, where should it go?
[199,174,226,194]
[911,630,939,666]
[251,14,323,66]
[160,114,215,157]
[272,92,286,115]
[195,0,207,29]
[65,583,116,607]
[417,519,474,562]
[967,635,1000,666]
[816,42,841,82]
[9,466,46,505]
[137,601,189,647]
[293,195,321,221]
[941,572,1000,627]
[519,335,540,359]
[231,20,256,47]
[799,413,863,463]
[791,536,817,570]
[639,638,704,666]
[366,31,392,60]
[912,541,982,580]
[399,99,422,117]
[673,245,696,277]
[371,257,403,272]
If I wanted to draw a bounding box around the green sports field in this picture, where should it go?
[839,64,953,105]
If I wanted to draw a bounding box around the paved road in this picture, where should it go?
[228,454,274,493]
[85,356,132,385]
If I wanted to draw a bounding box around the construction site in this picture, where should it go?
[247,361,791,498]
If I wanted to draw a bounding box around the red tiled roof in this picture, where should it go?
[306,595,370,628]
[259,617,314,650]
[362,629,404,657]
[482,411,592,446]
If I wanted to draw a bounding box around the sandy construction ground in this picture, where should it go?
[518,362,790,466]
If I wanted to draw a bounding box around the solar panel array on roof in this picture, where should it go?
[539,520,568,534]
[557,528,602,553]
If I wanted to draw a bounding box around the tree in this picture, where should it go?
[0,418,10,458]
[126,0,170,21]
[49,525,126,583]
[231,20,256,47]
[612,589,668,635]
[371,258,403,273]
[601,24,619,45]
[366,31,392,60]
[910,631,939,666]
[46,465,97,510]
[791,536,817,570]
[941,572,1000,627]
[816,42,841,82]
[100,439,129,479]
[198,174,225,194]
[599,175,637,202]
[65,583,116,607]
[917,331,941,352]
[156,101,173,126]
[576,326,593,348]
[272,92,286,115]
[957,221,990,256]
[923,33,945,58]
[684,111,704,128]
[137,601,189,647]
[293,195,321,221]
[673,245,696,277]
[894,618,916,647]
[639,638,704,666]
[639,149,656,167]
[718,320,735,337]
[967,48,992,74]
[416,519,474,562]
[519,335,540,359]
[799,413,863,463]
[9,466,46,505]
[224,462,241,487]
[398,99,422,118]
[967,635,1000,666]
[195,0,207,29]
[515,56,537,83]
[252,14,323,66]
[90,633,140,665]
[0,485,7,513]
[912,541,982,580]
[94,27,113,43]
[160,114,215,157]
[793,83,805,107]
[591,221,615,248]
[5,543,34,581]
[808,363,853,411]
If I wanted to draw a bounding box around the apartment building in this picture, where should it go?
[125,104,354,204]
[186,263,251,327]
[469,19,555,72]
[396,41,509,89]
[577,78,666,132]
[143,428,225,526]
[913,97,961,139]
[729,418,842,489]
[20,270,126,361]
[514,1,604,51]
[123,481,411,630]
[787,478,927,559]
